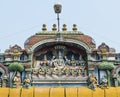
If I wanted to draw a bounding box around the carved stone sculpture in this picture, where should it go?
[23,75,31,88]
[88,74,98,90]
[2,75,8,87]
[13,74,21,88]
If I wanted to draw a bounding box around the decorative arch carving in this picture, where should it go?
[31,39,91,53]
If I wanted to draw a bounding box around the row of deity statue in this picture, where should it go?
[0,74,31,88]
[0,74,30,88]
[32,65,87,80]
[88,73,108,90]
[0,75,8,87]
[35,54,85,68]
[13,73,31,88]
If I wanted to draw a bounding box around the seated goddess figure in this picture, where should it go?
[70,55,76,66]
[52,68,59,79]
[13,73,21,88]
[62,68,70,80]
[32,68,38,79]
[45,69,52,80]
[38,68,45,79]
[23,75,31,88]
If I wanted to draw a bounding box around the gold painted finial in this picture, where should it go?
[72,24,77,31]
[52,24,57,31]
[42,24,47,31]
[62,24,67,31]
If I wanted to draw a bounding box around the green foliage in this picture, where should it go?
[98,62,114,70]
[9,62,24,72]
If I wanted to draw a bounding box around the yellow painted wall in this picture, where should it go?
[50,87,64,97]
[66,87,77,97]
[78,87,92,97]
[34,87,50,97]
[105,87,118,97]
[0,87,119,97]
[0,88,9,97]
[21,87,33,97]
[116,87,120,97]
[9,88,21,97]
[93,88,104,97]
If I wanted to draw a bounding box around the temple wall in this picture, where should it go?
[0,87,120,97]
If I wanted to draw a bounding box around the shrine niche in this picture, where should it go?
[98,42,110,60]
[31,42,88,85]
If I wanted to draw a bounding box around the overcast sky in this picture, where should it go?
[0,0,120,53]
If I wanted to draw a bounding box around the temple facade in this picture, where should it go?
[0,24,120,87]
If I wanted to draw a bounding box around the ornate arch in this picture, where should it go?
[31,39,91,53]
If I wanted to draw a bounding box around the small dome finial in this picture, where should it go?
[62,24,67,31]
[52,24,57,31]
[72,24,77,31]
[42,24,47,31]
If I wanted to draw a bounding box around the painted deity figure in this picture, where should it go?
[81,66,86,77]
[99,75,108,89]
[70,55,76,66]
[69,69,77,79]
[52,68,59,79]
[2,75,8,87]
[64,56,70,65]
[57,69,63,78]
[43,55,49,67]
[77,67,83,78]
[64,68,71,79]
[51,56,58,68]
[57,51,65,66]
[32,68,38,79]
[88,74,98,90]
[45,69,52,79]
[38,68,45,79]
[13,74,21,88]
[23,75,31,88]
